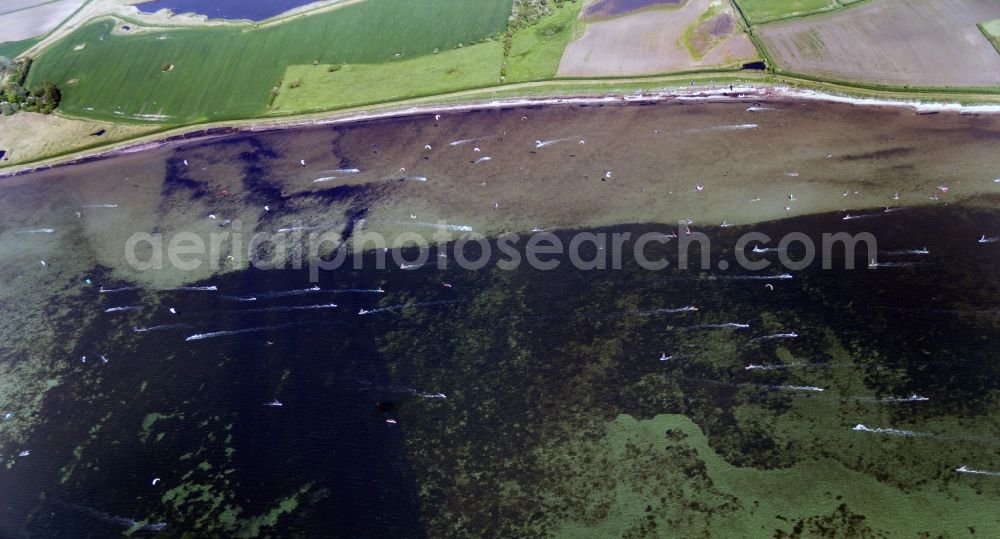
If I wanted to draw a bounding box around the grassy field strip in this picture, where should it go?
[271,41,504,114]
[980,18,1000,55]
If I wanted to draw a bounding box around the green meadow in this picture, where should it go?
[271,41,504,114]
[26,0,513,123]
[0,36,40,58]
[504,0,584,82]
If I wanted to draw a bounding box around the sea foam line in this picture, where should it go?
[185,322,302,342]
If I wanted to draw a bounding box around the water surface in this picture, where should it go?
[135,0,324,21]
[1,100,999,537]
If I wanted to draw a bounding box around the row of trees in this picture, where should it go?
[0,56,61,115]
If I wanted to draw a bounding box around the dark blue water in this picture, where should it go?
[135,0,322,21]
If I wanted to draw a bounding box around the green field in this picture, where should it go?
[26,0,514,123]
[504,0,584,82]
[0,36,41,58]
[982,18,1000,54]
[270,41,504,114]
[734,0,841,24]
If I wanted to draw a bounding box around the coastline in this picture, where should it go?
[4,82,1000,179]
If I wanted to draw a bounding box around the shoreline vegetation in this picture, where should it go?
[3,80,1000,178]
[2,0,1000,171]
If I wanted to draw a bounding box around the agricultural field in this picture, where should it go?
[557,0,758,77]
[733,0,842,24]
[25,0,514,123]
[270,41,504,114]
[0,0,85,43]
[582,0,683,19]
[758,0,1000,88]
[982,18,1000,53]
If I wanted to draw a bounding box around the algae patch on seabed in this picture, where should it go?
[546,414,998,537]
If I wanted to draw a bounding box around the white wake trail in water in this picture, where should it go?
[104,306,140,313]
[133,323,192,333]
[161,286,218,292]
[688,124,758,133]
[186,322,303,341]
[449,137,484,146]
[359,300,456,315]
[635,306,699,315]
[851,424,927,437]
[680,323,750,331]
[99,286,143,293]
[955,465,1000,477]
[16,228,55,234]
[750,332,798,342]
[773,385,825,393]
[719,274,793,281]
[252,286,323,299]
[534,137,579,148]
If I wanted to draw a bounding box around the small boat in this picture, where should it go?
[264,399,283,407]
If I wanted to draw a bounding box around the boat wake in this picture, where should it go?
[955,465,1000,477]
[104,306,141,313]
[253,286,322,299]
[134,323,191,333]
[358,300,456,315]
[186,322,304,342]
[719,273,793,281]
[851,424,926,437]
[534,137,579,148]
[750,332,798,342]
[678,322,750,331]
